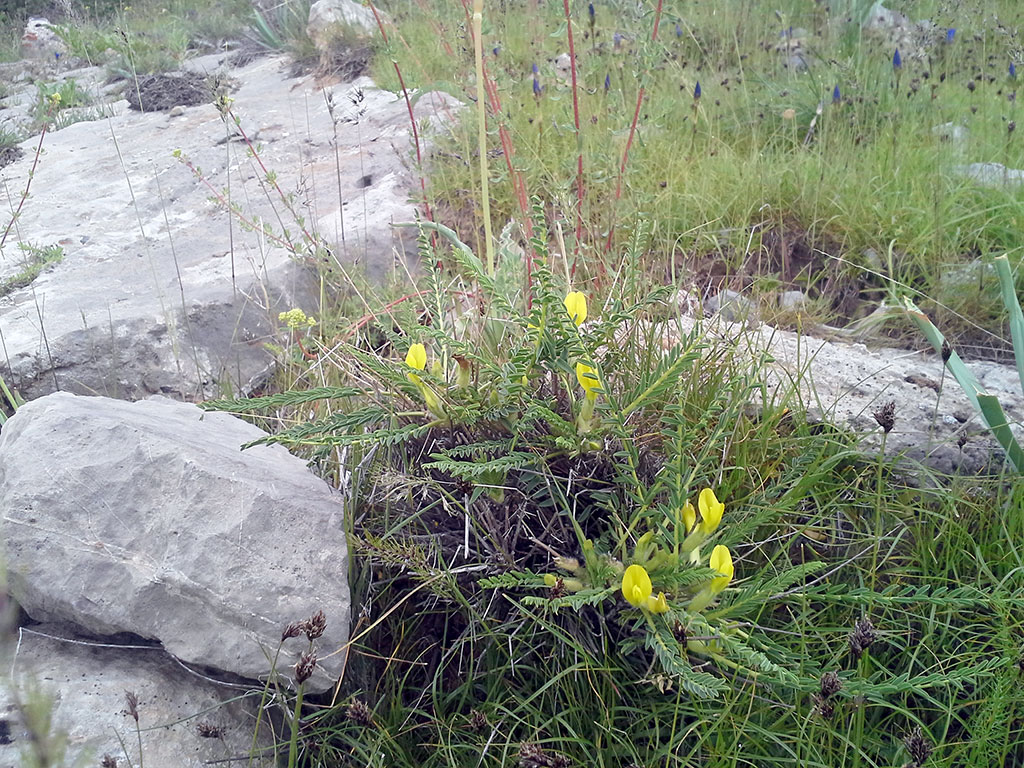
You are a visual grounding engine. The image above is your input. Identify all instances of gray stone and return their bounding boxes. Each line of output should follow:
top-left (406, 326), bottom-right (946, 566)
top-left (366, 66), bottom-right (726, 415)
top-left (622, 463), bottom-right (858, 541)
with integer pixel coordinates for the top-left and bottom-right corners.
top-left (20, 17), bottom-right (67, 62)
top-left (932, 122), bottom-right (968, 154)
top-left (0, 56), bottom-right (458, 400)
top-left (862, 2), bottom-right (909, 35)
top-left (0, 392), bottom-right (350, 693)
top-left (779, 290), bottom-right (808, 311)
top-left (706, 289), bottom-right (758, 323)
top-left (0, 624), bottom-right (275, 767)
top-left (307, 0), bottom-right (380, 52)
top-left (955, 162), bottom-right (1024, 188)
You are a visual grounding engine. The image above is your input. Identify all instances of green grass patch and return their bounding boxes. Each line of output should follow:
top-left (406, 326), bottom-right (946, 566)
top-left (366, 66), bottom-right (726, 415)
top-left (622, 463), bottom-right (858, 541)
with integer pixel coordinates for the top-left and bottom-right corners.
top-left (0, 242), bottom-right (64, 298)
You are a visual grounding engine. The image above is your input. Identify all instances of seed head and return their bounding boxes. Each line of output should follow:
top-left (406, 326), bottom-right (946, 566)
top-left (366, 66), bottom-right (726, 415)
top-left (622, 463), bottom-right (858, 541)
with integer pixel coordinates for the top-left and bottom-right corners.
top-left (873, 400), bottom-right (896, 434)
top-left (123, 690), bottom-right (139, 723)
top-left (819, 670), bottom-right (843, 698)
top-left (102, 756), bottom-right (118, 768)
top-left (346, 698), bottom-right (374, 726)
top-left (813, 693), bottom-right (836, 720)
top-left (294, 650), bottom-right (317, 685)
top-left (281, 620), bottom-right (304, 641)
top-left (304, 610), bottom-right (327, 641)
top-left (903, 725), bottom-right (933, 767)
top-left (467, 709), bottom-right (488, 732)
top-left (941, 341), bottom-right (952, 362)
top-left (196, 721), bottom-right (225, 738)
top-left (848, 617), bottom-right (877, 659)
top-left (519, 742), bottom-right (570, 768)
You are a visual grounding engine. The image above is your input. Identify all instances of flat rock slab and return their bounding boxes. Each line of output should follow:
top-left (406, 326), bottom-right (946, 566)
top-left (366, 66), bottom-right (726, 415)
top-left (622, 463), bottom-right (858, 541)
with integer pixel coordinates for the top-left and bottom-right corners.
top-left (0, 54), bottom-right (461, 400)
top-left (0, 625), bottom-right (275, 767)
top-left (689, 315), bottom-right (1024, 474)
top-left (0, 391), bottom-right (349, 693)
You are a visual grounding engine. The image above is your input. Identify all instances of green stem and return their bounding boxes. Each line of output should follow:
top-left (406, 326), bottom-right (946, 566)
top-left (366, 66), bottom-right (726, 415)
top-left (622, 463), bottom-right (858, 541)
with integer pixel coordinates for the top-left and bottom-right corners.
top-left (286, 684), bottom-right (305, 768)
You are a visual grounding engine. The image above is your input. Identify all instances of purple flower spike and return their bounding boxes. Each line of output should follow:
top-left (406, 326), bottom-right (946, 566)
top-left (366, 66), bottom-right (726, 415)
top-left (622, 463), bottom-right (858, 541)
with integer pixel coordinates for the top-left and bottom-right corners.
top-left (832, 84), bottom-right (840, 103)
top-left (694, 80), bottom-right (701, 100)
top-left (893, 48), bottom-right (902, 71)
top-left (492, 46), bottom-right (499, 56)
top-left (1011, 62), bottom-right (1017, 79)
top-left (946, 28), bottom-right (955, 43)
top-left (604, 73), bottom-right (610, 91)
top-left (675, 22), bottom-right (682, 38)
top-left (532, 62), bottom-right (539, 75)
top-left (588, 2), bottom-right (594, 19)
top-left (533, 76), bottom-right (542, 96)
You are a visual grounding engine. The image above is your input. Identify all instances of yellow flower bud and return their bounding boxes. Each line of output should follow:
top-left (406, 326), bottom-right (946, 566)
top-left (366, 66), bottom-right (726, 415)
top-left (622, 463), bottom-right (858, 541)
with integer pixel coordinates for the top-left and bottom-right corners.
top-left (647, 591), bottom-right (670, 614)
top-left (575, 361), bottom-right (600, 400)
top-left (543, 574), bottom-right (557, 587)
top-left (681, 501), bottom-right (696, 533)
top-left (564, 291), bottom-right (588, 326)
top-left (698, 488), bottom-right (725, 535)
top-left (709, 545), bottom-right (734, 594)
top-left (405, 343), bottom-right (427, 371)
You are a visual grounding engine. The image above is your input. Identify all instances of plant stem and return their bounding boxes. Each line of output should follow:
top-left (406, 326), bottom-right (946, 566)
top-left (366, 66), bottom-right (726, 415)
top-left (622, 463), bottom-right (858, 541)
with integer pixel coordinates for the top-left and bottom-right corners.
top-left (286, 683), bottom-right (305, 768)
top-left (472, 0), bottom-right (495, 276)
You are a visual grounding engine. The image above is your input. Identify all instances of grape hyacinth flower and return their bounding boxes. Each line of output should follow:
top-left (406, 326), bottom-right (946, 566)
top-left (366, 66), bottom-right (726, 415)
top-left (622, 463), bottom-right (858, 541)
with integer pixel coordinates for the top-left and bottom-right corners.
top-left (946, 28), bottom-right (955, 43)
top-left (675, 22), bottom-right (682, 38)
top-left (604, 73), bottom-right (610, 91)
top-left (588, 2), bottom-right (594, 20)
top-left (893, 48), bottom-right (902, 70)
top-left (1011, 62), bottom-right (1017, 79)
top-left (832, 84), bottom-right (840, 104)
top-left (694, 80), bottom-right (701, 100)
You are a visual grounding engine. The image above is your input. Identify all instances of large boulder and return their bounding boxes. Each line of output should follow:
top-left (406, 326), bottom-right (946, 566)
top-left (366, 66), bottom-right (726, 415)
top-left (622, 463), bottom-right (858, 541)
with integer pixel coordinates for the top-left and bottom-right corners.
top-left (307, 0), bottom-right (380, 49)
top-left (0, 392), bottom-right (350, 693)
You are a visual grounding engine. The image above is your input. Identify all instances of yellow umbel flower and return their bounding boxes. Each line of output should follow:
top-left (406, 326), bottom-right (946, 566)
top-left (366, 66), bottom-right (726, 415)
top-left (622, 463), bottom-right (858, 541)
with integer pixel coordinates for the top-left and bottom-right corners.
top-left (709, 545), bottom-right (734, 594)
top-left (564, 291), bottom-right (588, 326)
top-left (698, 488), bottom-right (725, 534)
top-left (279, 308), bottom-right (317, 330)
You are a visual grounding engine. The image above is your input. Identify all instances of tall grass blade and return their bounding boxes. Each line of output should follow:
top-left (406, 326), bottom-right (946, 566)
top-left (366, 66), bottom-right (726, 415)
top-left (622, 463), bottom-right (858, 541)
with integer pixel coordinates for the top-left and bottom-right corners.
top-left (993, 255), bottom-right (1024, 395)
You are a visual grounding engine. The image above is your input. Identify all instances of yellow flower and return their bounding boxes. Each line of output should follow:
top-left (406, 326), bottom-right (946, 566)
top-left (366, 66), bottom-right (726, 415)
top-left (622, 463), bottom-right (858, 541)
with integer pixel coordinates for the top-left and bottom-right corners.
top-left (681, 501), bottom-right (696, 533)
top-left (405, 343), bottom-right (427, 371)
top-left (698, 488), bottom-right (724, 534)
top-left (622, 564), bottom-right (671, 613)
top-left (575, 361), bottom-right (600, 400)
top-left (279, 308), bottom-right (317, 330)
top-left (564, 291), bottom-right (588, 326)
top-left (621, 564), bottom-right (652, 608)
top-left (648, 591), bottom-right (670, 614)
top-left (709, 545), bottom-right (734, 594)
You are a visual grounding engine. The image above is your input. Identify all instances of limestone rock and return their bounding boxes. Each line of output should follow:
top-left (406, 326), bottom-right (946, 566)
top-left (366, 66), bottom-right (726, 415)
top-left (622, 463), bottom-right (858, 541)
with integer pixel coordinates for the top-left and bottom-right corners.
top-left (706, 289), bottom-right (758, 323)
top-left (307, 0), bottom-right (380, 52)
top-left (0, 392), bottom-right (350, 693)
top-left (0, 625), bottom-right (275, 767)
top-left (0, 57), bottom-right (457, 400)
top-left (20, 17), bottom-right (67, 62)
top-left (955, 161), bottom-right (1024, 188)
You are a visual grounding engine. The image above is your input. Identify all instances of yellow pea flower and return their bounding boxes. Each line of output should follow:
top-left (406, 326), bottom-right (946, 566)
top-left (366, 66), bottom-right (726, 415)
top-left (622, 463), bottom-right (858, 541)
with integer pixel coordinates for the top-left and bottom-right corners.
top-left (621, 564), bottom-right (671, 613)
top-left (709, 545), bottom-right (734, 594)
top-left (698, 488), bottom-right (725, 535)
top-left (575, 361), bottom-right (600, 400)
top-left (621, 564), bottom-right (652, 607)
top-left (564, 291), bottom-right (588, 326)
top-left (405, 343), bottom-right (427, 371)
top-left (648, 591), bottom-right (670, 614)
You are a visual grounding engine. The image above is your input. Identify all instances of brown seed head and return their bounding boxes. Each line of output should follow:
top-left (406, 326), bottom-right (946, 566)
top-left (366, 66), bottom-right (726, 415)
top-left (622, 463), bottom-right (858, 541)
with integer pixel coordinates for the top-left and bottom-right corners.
top-left (518, 742), bottom-right (569, 768)
top-left (819, 670), bottom-right (843, 698)
top-left (346, 698), bottom-right (373, 727)
top-left (848, 617), bottom-right (878, 659)
top-left (196, 721), bottom-right (225, 738)
top-left (903, 725), bottom-right (933, 767)
top-left (304, 610), bottom-right (327, 641)
top-left (467, 709), bottom-right (488, 732)
top-left (873, 400), bottom-right (896, 433)
top-left (123, 690), bottom-right (139, 723)
top-left (294, 650), bottom-right (318, 685)
top-left (812, 693), bottom-right (835, 720)
top-left (941, 341), bottom-right (952, 362)
top-left (549, 577), bottom-right (567, 599)
top-left (102, 756), bottom-right (119, 768)
top-left (281, 621), bottom-right (304, 641)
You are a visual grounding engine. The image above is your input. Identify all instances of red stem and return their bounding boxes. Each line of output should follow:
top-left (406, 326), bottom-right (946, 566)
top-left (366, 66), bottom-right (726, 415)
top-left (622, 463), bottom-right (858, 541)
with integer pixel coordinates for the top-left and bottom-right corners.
top-left (604, 0), bottom-right (664, 254)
